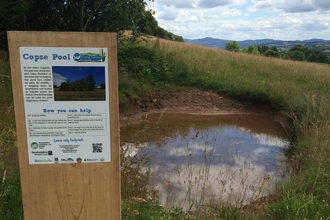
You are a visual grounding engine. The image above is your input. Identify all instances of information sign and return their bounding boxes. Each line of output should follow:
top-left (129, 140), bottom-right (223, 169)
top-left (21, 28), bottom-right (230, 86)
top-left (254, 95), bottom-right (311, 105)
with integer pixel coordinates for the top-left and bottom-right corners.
top-left (20, 47), bottom-right (111, 164)
top-left (8, 31), bottom-right (121, 220)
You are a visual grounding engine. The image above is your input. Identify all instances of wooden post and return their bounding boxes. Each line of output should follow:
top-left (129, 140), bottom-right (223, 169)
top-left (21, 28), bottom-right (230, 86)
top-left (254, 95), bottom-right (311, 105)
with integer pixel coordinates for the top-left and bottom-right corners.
top-left (7, 31), bottom-right (121, 220)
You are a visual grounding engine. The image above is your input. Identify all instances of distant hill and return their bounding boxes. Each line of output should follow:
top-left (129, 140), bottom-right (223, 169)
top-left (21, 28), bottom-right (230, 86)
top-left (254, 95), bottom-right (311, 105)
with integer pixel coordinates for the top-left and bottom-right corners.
top-left (184, 37), bottom-right (330, 51)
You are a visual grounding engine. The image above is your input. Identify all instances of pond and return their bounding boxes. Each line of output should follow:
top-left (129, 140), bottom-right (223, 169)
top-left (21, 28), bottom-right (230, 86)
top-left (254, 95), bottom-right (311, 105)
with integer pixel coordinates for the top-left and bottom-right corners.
top-left (120, 113), bottom-right (289, 211)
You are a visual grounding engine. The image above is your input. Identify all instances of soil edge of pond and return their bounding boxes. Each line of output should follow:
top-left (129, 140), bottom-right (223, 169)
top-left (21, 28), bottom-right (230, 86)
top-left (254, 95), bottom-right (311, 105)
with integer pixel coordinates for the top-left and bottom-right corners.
top-left (119, 87), bottom-right (287, 128)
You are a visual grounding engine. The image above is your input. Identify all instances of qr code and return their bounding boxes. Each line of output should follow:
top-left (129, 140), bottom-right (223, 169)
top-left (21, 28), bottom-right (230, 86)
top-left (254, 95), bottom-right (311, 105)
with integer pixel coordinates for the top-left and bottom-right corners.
top-left (92, 143), bottom-right (102, 153)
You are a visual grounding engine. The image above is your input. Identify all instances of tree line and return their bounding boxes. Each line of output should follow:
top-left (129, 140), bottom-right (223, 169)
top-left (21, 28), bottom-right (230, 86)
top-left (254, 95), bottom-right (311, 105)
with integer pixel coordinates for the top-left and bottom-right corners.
top-left (56, 74), bottom-right (104, 92)
top-left (226, 41), bottom-right (330, 64)
top-left (0, 0), bottom-right (183, 50)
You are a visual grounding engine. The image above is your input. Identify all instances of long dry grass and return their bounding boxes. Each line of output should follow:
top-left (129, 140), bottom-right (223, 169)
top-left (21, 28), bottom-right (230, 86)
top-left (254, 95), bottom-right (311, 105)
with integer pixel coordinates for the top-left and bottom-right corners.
top-left (145, 38), bottom-right (330, 103)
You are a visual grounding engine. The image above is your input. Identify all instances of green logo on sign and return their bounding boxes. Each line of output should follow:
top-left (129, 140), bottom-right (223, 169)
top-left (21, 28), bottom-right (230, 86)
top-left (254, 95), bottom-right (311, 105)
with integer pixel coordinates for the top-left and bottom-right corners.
top-left (31, 142), bottom-right (38, 149)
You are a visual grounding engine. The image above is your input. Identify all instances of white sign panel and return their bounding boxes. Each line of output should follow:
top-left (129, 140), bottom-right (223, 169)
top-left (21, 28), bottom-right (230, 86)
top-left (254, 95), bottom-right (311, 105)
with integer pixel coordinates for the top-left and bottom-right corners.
top-left (19, 47), bottom-right (111, 164)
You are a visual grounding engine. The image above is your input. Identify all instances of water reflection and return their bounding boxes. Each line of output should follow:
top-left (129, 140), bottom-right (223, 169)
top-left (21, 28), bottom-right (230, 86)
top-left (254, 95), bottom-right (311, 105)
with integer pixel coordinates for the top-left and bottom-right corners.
top-left (121, 113), bottom-right (289, 210)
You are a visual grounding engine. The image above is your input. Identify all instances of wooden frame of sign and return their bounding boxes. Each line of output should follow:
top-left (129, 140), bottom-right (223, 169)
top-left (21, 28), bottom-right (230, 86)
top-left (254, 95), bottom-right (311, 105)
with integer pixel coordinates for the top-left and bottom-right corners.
top-left (7, 31), bottom-right (121, 220)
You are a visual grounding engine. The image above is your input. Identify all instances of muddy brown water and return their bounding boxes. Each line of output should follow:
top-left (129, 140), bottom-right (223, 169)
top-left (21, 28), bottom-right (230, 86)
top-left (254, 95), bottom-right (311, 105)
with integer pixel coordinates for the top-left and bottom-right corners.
top-left (121, 113), bottom-right (289, 210)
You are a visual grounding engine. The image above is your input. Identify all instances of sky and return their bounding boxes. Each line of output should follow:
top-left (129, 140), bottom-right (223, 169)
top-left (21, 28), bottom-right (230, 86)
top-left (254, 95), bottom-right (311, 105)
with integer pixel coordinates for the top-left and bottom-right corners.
top-left (52, 66), bottom-right (105, 87)
top-left (146, 0), bottom-right (330, 41)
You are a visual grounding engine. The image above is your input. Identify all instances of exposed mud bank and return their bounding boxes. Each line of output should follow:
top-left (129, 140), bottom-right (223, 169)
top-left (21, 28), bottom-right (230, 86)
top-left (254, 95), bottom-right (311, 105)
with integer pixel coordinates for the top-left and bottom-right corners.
top-left (119, 88), bottom-right (287, 127)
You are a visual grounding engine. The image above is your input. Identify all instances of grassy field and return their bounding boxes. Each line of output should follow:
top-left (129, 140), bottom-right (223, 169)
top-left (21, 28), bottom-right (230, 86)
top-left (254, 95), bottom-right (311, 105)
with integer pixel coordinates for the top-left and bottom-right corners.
top-left (54, 88), bottom-right (106, 101)
top-left (1, 37), bottom-right (330, 219)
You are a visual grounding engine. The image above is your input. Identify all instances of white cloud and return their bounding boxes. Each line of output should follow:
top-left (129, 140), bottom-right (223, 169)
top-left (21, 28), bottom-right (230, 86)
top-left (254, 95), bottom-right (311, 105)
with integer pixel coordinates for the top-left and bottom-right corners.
top-left (153, 0), bottom-right (247, 9)
top-left (313, 0), bottom-right (330, 10)
top-left (198, 0), bottom-right (232, 8)
top-left (158, 6), bottom-right (179, 20)
top-left (248, 0), bottom-right (273, 12)
top-left (280, 0), bottom-right (330, 13)
top-left (52, 72), bottom-right (67, 87)
top-left (146, 0), bottom-right (330, 40)
top-left (155, 0), bottom-right (198, 8)
top-left (281, 0), bottom-right (318, 13)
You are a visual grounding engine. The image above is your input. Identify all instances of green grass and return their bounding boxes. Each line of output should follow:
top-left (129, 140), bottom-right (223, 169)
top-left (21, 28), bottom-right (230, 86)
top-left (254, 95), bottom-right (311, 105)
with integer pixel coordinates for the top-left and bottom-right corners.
top-left (1, 37), bottom-right (330, 219)
top-left (0, 51), bottom-right (23, 219)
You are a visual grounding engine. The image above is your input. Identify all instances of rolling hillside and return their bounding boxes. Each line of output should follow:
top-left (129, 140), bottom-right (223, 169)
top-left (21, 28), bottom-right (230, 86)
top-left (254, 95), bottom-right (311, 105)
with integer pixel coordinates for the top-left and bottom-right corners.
top-left (185, 37), bottom-right (330, 51)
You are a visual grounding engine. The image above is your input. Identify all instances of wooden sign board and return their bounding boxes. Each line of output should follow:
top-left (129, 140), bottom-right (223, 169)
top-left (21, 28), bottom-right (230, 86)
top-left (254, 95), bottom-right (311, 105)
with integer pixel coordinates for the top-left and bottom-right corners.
top-left (7, 31), bottom-right (121, 220)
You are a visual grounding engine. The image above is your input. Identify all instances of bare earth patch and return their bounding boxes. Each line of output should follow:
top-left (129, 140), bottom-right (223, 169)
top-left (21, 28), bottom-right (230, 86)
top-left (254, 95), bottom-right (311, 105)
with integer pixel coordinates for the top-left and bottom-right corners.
top-left (120, 88), bottom-right (281, 126)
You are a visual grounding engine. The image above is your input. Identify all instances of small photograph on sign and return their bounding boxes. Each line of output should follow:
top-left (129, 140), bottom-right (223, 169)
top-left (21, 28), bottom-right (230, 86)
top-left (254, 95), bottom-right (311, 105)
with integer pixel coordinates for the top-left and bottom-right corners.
top-left (52, 66), bottom-right (106, 101)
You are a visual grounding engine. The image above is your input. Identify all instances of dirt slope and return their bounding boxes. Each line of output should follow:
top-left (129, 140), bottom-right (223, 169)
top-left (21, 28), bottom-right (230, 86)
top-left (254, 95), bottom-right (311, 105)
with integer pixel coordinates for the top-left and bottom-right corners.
top-left (120, 87), bottom-right (279, 126)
